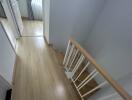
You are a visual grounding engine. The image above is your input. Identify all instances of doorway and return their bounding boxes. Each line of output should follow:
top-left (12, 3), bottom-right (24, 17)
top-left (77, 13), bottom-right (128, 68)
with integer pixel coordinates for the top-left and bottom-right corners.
top-left (18, 0), bottom-right (43, 37)
top-left (0, 0), bottom-right (16, 49)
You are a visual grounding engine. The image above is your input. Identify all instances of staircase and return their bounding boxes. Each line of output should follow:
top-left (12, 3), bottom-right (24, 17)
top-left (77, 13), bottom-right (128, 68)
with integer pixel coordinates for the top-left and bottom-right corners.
top-left (62, 38), bottom-right (132, 100)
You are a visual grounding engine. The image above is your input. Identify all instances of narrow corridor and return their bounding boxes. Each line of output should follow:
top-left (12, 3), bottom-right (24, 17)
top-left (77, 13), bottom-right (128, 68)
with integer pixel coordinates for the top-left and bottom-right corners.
top-left (11, 21), bottom-right (79, 100)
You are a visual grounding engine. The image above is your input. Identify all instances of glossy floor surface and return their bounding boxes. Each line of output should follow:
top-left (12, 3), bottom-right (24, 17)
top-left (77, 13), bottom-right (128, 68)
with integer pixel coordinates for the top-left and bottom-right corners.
top-left (22, 19), bottom-right (43, 36)
top-left (11, 20), bottom-right (79, 100)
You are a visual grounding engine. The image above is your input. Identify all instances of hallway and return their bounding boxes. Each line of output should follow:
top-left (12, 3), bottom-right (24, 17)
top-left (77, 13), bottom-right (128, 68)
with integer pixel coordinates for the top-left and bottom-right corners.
top-left (11, 21), bottom-right (79, 100)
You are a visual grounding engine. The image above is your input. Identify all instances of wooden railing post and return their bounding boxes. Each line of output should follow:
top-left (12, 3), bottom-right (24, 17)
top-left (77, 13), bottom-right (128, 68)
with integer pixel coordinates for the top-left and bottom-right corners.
top-left (63, 38), bottom-right (132, 100)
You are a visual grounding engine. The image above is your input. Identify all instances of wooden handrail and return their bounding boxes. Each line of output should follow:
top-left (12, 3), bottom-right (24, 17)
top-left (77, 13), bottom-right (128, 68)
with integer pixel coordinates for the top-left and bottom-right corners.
top-left (69, 38), bottom-right (132, 100)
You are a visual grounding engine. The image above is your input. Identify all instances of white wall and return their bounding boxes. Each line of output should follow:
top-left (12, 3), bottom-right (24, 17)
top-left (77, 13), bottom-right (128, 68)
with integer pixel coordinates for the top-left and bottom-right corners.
top-left (0, 23), bottom-right (16, 84)
top-left (43, 0), bottom-right (50, 43)
top-left (84, 0), bottom-right (132, 81)
top-left (18, 0), bottom-right (28, 18)
top-left (0, 75), bottom-right (10, 100)
top-left (48, 0), bottom-right (132, 99)
top-left (83, 0), bottom-right (132, 99)
top-left (49, 0), bottom-right (105, 52)
top-left (0, 19), bottom-right (16, 50)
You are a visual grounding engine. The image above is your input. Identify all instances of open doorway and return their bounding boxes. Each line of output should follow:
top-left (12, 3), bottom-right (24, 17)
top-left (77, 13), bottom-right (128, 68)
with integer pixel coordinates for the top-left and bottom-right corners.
top-left (0, 1), bottom-right (16, 49)
top-left (18, 0), bottom-right (43, 37)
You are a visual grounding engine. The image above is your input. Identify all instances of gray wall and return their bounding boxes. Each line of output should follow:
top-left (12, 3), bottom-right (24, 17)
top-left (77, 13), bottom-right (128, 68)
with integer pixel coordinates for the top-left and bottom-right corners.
top-left (49, 0), bottom-right (105, 52)
top-left (0, 75), bottom-right (10, 100)
top-left (84, 0), bottom-right (132, 99)
top-left (0, 23), bottom-right (16, 84)
top-left (84, 0), bottom-right (132, 80)
top-left (49, 0), bottom-right (132, 98)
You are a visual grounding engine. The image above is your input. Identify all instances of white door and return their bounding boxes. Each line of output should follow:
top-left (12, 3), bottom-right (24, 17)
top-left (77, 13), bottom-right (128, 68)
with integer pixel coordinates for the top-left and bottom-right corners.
top-left (1, 0), bottom-right (23, 37)
top-left (10, 0), bottom-right (23, 34)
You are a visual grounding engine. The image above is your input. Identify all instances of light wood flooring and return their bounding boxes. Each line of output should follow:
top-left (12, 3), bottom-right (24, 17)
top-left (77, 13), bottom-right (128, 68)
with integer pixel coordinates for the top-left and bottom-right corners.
top-left (11, 20), bottom-right (79, 100)
top-left (22, 20), bottom-right (43, 36)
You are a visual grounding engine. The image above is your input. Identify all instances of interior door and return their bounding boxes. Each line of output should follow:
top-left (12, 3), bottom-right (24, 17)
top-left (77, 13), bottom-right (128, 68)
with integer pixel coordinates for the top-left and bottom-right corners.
top-left (1, 0), bottom-right (23, 37)
top-left (10, 0), bottom-right (23, 34)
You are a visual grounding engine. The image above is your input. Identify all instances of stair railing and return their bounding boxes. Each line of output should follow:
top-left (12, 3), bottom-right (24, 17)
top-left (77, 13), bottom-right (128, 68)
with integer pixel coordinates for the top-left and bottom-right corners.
top-left (63, 38), bottom-right (131, 100)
